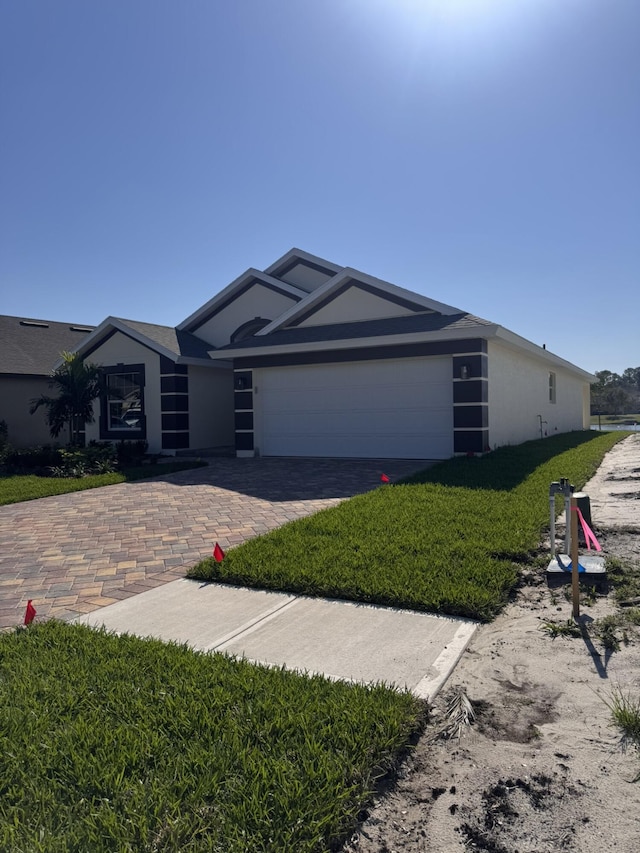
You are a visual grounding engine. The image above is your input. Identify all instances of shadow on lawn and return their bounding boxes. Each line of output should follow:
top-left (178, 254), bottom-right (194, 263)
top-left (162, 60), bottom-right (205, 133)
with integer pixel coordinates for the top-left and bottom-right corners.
top-left (402, 431), bottom-right (607, 492)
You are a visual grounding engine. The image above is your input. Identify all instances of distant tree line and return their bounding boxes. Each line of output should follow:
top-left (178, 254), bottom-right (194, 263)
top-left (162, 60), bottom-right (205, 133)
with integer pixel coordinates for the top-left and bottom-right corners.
top-left (591, 367), bottom-right (640, 416)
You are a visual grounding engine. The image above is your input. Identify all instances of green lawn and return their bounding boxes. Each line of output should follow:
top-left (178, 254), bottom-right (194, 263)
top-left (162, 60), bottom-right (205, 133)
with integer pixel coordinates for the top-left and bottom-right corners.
top-left (0, 622), bottom-right (424, 853)
top-left (0, 460), bottom-right (206, 506)
top-left (189, 431), bottom-right (626, 621)
top-left (0, 431), bottom-right (629, 851)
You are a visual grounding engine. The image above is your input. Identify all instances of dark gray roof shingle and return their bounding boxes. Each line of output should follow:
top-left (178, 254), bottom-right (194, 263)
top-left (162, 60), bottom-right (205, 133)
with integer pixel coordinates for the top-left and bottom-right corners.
top-left (218, 311), bottom-right (492, 351)
top-left (0, 315), bottom-right (95, 376)
top-left (113, 319), bottom-right (216, 360)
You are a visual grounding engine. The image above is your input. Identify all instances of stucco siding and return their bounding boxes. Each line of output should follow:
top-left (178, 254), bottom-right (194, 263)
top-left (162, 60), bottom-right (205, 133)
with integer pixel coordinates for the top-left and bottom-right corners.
top-left (0, 376), bottom-right (66, 447)
top-left (84, 334), bottom-right (162, 453)
top-left (488, 341), bottom-right (589, 448)
top-left (297, 287), bottom-right (414, 327)
top-left (188, 365), bottom-right (234, 450)
top-left (191, 285), bottom-right (299, 348)
top-left (278, 263), bottom-right (333, 291)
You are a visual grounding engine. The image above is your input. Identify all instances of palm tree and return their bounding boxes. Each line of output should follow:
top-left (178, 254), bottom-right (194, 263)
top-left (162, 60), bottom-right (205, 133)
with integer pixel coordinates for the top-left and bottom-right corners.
top-left (30, 352), bottom-right (104, 446)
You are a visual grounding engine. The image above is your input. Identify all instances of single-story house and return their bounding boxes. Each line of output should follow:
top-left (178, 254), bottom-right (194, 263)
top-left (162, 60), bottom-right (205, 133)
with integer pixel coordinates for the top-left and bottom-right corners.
top-left (0, 315), bottom-right (95, 447)
top-left (69, 248), bottom-right (592, 459)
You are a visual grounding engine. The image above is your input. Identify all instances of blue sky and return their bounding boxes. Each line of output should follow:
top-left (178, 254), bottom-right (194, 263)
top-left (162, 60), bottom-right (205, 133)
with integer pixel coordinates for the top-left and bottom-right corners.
top-left (1, 0), bottom-right (638, 375)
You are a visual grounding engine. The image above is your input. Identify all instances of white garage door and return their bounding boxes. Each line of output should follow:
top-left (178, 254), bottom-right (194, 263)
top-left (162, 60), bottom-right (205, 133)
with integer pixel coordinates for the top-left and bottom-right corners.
top-left (256, 357), bottom-right (453, 459)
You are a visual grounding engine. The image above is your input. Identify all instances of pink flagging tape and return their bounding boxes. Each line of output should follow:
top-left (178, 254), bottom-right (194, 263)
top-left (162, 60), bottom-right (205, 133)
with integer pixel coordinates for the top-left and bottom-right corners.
top-left (571, 506), bottom-right (602, 552)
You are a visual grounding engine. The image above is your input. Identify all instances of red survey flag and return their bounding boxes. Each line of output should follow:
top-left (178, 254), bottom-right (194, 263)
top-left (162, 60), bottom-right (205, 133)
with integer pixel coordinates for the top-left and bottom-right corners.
top-left (24, 600), bottom-right (36, 625)
top-left (213, 542), bottom-right (225, 562)
top-left (381, 473), bottom-right (390, 483)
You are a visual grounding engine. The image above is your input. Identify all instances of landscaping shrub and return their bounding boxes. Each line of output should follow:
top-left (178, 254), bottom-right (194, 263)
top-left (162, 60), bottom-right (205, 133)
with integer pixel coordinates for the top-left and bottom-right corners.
top-left (49, 444), bottom-right (118, 477)
top-left (1, 441), bottom-right (146, 479)
top-left (2, 444), bottom-right (64, 474)
top-left (115, 439), bottom-right (148, 467)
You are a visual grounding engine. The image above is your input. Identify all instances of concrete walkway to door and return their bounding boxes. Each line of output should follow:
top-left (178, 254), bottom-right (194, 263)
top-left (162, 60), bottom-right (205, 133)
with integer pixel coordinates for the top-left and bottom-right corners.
top-left (0, 457), bottom-right (431, 630)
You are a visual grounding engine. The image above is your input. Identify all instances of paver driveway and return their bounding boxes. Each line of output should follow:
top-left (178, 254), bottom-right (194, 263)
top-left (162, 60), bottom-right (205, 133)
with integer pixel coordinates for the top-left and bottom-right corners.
top-left (0, 457), bottom-right (430, 630)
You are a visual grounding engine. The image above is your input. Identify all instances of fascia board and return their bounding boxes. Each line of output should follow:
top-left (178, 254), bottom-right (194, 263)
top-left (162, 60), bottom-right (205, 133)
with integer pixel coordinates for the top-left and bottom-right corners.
top-left (177, 270), bottom-right (308, 331)
top-left (53, 316), bottom-right (122, 366)
top-left (109, 319), bottom-right (184, 363)
top-left (493, 327), bottom-right (595, 380)
top-left (221, 325), bottom-right (500, 360)
top-left (176, 357), bottom-right (233, 369)
top-left (340, 268), bottom-right (464, 315)
top-left (62, 317), bottom-right (182, 366)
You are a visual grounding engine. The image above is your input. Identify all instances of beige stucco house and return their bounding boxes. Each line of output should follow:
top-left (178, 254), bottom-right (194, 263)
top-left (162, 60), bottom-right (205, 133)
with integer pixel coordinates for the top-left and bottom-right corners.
top-left (65, 249), bottom-right (592, 459)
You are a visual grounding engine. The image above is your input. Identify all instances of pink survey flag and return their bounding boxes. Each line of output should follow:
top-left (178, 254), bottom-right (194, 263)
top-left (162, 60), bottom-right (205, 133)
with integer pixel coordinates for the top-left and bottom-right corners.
top-left (572, 507), bottom-right (602, 552)
top-left (213, 542), bottom-right (225, 562)
top-left (24, 600), bottom-right (36, 625)
top-left (381, 473), bottom-right (390, 483)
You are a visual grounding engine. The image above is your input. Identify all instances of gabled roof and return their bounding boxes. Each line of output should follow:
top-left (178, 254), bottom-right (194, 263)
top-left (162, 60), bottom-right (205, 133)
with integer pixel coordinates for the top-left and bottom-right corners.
top-left (0, 315), bottom-right (95, 376)
top-left (71, 317), bottom-right (219, 365)
top-left (257, 268), bottom-right (464, 335)
top-left (219, 312), bottom-right (494, 357)
top-left (178, 269), bottom-right (307, 334)
top-left (264, 248), bottom-right (343, 290)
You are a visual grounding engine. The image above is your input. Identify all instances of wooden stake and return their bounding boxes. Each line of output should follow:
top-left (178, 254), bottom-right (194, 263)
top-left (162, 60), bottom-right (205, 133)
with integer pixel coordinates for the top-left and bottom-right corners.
top-left (571, 496), bottom-right (580, 619)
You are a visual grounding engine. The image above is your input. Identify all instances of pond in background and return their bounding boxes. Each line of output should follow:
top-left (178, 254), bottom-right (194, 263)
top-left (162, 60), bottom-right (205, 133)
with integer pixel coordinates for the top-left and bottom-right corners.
top-left (591, 423), bottom-right (640, 432)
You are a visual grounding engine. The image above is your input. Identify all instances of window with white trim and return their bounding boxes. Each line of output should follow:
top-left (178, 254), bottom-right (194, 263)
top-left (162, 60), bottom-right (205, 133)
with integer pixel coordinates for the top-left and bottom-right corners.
top-left (549, 372), bottom-right (556, 404)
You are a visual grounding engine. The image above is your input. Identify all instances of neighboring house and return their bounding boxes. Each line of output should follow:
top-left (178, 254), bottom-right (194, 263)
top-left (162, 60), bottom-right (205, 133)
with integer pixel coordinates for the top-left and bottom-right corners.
top-left (68, 248), bottom-right (592, 459)
top-left (0, 315), bottom-right (95, 447)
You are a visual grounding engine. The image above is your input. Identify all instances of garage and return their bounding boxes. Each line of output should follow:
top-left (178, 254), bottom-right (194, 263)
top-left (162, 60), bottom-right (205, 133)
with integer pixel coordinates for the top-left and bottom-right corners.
top-left (254, 356), bottom-right (453, 459)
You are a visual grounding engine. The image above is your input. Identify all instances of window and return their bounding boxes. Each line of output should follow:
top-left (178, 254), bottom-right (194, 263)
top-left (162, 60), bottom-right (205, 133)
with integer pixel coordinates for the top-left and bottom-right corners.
top-left (100, 365), bottom-right (146, 438)
top-left (549, 372), bottom-right (556, 404)
top-left (230, 317), bottom-right (270, 343)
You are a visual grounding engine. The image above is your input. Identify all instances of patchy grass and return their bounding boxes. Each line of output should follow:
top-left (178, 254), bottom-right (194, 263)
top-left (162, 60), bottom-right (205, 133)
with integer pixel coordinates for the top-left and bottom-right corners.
top-left (607, 556), bottom-right (640, 606)
top-left (189, 431), bottom-right (624, 621)
top-left (540, 618), bottom-right (582, 639)
top-left (0, 621), bottom-right (425, 853)
top-left (0, 460), bottom-right (206, 506)
top-left (605, 687), bottom-right (640, 781)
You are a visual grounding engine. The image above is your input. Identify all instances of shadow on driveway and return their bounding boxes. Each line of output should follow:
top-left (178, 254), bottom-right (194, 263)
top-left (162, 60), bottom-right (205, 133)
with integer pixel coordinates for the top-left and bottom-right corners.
top-left (0, 457), bottom-right (434, 631)
top-left (141, 457), bottom-right (436, 501)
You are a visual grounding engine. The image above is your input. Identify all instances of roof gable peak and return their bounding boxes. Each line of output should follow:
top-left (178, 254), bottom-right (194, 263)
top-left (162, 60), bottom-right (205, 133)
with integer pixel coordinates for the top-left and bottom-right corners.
top-left (177, 269), bottom-right (307, 333)
top-left (257, 268), bottom-right (463, 335)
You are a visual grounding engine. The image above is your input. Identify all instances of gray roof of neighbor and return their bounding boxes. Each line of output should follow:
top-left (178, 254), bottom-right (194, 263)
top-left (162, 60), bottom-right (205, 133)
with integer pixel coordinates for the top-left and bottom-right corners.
top-left (218, 311), bottom-right (493, 351)
top-left (113, 319), bottom-right (216, 360)
top-left (0, 315), bottom-right (95, 376)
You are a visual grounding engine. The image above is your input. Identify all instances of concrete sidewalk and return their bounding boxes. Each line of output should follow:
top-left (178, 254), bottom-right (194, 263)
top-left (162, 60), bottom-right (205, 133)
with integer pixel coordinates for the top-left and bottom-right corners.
top-left (76, 580), bottom-right (477, 700)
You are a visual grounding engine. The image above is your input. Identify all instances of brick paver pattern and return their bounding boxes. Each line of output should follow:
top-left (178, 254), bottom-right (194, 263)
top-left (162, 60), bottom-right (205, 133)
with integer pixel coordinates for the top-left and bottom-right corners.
top-left (0, 457), bottom-right (430, 630)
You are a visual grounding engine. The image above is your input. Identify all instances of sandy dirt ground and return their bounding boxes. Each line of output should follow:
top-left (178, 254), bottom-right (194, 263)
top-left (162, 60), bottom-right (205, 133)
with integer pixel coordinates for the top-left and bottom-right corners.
top-left (344, 437), bottom-right (640, 853)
